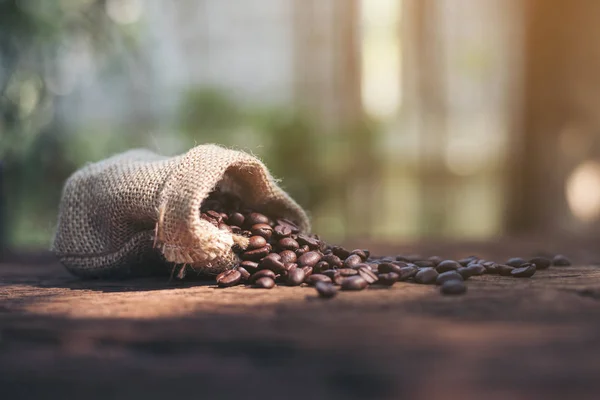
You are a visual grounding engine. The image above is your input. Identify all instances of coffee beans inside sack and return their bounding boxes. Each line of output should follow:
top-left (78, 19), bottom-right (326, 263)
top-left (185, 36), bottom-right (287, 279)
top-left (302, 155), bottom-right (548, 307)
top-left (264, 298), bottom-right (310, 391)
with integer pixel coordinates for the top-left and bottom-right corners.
top-left (52, 145), bottom-right (572, 297)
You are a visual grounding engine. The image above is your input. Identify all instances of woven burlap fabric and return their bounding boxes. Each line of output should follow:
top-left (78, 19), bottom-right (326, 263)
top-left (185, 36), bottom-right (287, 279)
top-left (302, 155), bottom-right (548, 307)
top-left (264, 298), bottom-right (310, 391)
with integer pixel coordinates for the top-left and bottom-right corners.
top-left (52, 144), bottom-right (310, 278)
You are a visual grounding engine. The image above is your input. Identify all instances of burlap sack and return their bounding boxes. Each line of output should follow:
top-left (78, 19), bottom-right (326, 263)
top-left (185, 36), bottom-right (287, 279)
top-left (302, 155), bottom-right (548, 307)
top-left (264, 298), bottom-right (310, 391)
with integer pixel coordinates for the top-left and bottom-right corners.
top-left (52, 144), bottom-right (310, 278)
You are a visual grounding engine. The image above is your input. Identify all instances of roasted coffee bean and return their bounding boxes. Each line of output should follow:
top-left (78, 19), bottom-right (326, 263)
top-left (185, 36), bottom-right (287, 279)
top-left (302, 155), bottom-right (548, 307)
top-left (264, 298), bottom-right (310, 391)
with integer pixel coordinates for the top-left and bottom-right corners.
top-left (414, 268), bottom-right (439, 284)
top-left (246, 212), bottom-right (270, 227)
top-left (253, 276), bottom-right (275, 289)
top-left (511, 263), bottom-right (536, 278)
top-left (528, 257), bottom-right (551, 270)
top-left (251, 223), bottom-right (273, 240)
top-left (378, 262), bottom-right (402, 274)
top-left (350, 249), bottom-right (368, 261)
top-left (483, 262), bottom-right (499, 275)
top-left (457, 267), bottom-right (472, 279)
top-left (428, 256), bottom-right (443, 266)
top-left (302, 266), bottom-right (314, 277)
top-left (414, 260), bottom-right (435, 269)
top-left (436, 271), bottom-right (464, 285)
top-left (279, 250), bottom-right (297, 264)
top-left (273, 225), bottom-right (293, 238)
top-left (296, 245), bottom-right (310, 257)
top-left (206, 210), bottom-right (223, 222)
top-left (395, 255), bottom-right (411, 262)
top-left (322, 269), bottom-right (339, 278)
top-left (497, 264), bottom-right (515, 276)
top-left (228, 212), bottom-right (245, 227)
top-left (276, 218), bottom-right (300, 233)
top-left (241, 246), bottom-right (271, 261)
top-left (283, 262), bottom-right (298, 272)
top-left (278, 237), bottom-right (300, 251)
top-left (231, 226), bottom-right (242, 234)
top-left (286, 267), bottom-right (305, 286)
top-left (399, 266), bottom-right (419, 281)
top-left (297, 251), bottom-right (322, 268)
top-left (440, 280), bottom-right (467, 295)
top-left (506, 257), bottom-right (526, 268)
top-left (358, 265), bottom-right (378, 284)
top-left (235, 266), bottom-right (251, 281)
top-left (362, 249), bottom-right (371, 259)
top-left (240, 260), bottom-right (259, 271)
top-left (247, 235), bottom-right (267, 250)
top-left (297, 234), bottom-right (321, 249)
top-left (306, 274), bottom-right (332, 286)
top-left (315, 281), bottom-right (337, 298)
top-left (436, 260), bottom-right (461, 273)
top-left (553, 254), bottom-right (571, 266)
top-left (332, 246), bottom-right (351, 260)
top-left (249, 269), bottom-right (276, 283)
top-left (341, 276), bottom-right (369, 291)
top-left (313, 261), bottom-right (330, 273)
top-left (377, 272), bottom-right (399, 286)
top-left (259, 257), bottom-right (286, 273)
top-left (321, 254), bottom-right (343, 268)
top-left (338, 268), bottom-right (358, 277)
top-left (344, 254), bottom-right (363, 268)
top-left (458, 256), bottom-right (478, 266)
top-left (465, 263), bottom-right (486, 276)
top-left (392, 261), bottom-right (409, 268)
top-left (216, 269), bottom-right (242, 287)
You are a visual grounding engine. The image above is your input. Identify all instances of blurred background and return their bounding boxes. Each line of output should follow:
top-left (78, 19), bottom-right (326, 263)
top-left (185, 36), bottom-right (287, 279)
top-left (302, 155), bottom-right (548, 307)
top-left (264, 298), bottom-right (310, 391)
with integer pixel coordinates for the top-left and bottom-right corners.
top-left (1, 0), bottom-right (600, 255)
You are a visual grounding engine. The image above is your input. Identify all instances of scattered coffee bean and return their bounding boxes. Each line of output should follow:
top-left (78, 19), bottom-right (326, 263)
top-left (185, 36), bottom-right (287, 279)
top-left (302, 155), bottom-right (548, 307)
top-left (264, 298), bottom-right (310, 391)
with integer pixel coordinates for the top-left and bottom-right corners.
top-left (228, 212), bottom-right (245, 227)
top-left (302, 266), bottom-right (314, 277)
top-left (250, 269), bottom-right (276, 284)
top-left (378, 262), bottom-right (402, 274)
top-left (259, 257), bottom-right (286, 273)
top-left (235, 266), bottom-right (251, 281)
top-left (414, 268), bottom-right (439, 284)
top-left (528, 257), bottom-right (551, 270)
top-left (483, 262), bottom-right (499, 275)
top-left (357, 265), bottom-right (378, 284)
top-left (246, 212), bottom-right (270, 227)
top-left (338, 268), bottom-right (358, 277)
top-left (506, 257), bottom-right (526, 268)
top-left (216, 269), bottom-right (242, 287)
top-left (306, 274), bottom-right (332, 286)
top-left (247, 235), bottom-right (267, 250)
top-left (341, 276), bottom-right (369, 291)
top-left (251, 223), bottom-right (273, 240)
top-left (286, 268), bottom-right (305, 286)
top-left (332, 246), bottom-right (351, 260)
top-left (315, 281), bottom-right (338, 298)
top-left (350, 249), bottom-right (368, 261)
top-left (254, 276), bottom-right (275, 289)
top-left (457, 267), bottom-right (472, 280)
top-left (552, 254), bottom-right (571, 266)
top-left (240, 260), bottom-right (259, 272)
top-left (296, 245), bottom-right (310, 257)
top-left (241, 246), bottom-right (271, 261)
top-left (377, 272), bottom-right (399, 286)
top-left (440, 280), bottom-right (467, 295)
top-left (511, 263), bottom-right (536, 278)
top-left (414, 260), bottom-right (435, 268)
top-left (298, 251), bottom-right (322, 268)
top-left (428, 256), bottom-right (443, 266)
top-left (344, 254), bottom-right (363, 268)
top-left (313, 261), bottom-right (330, 273)
top-left (497, 264), bottom-right (515, 276)
top-left (273, 224), bottom-right (293, 238)
top-left (458, 256), bottom-right (478, 266)
top-left (321, 254), bottom-right (343, 268)
top-left (279, 250), bottom-right (297, 264)
top-left (436, 270), bottom-right (464, 285)
top-left (398, 266), bottom-right (418, 281)
top-left (465, 264), bottom-right (486, 276)
top-left (436, 260), bottom-right (461, 273)
top-left (278, 237), bottom-right (300, 251)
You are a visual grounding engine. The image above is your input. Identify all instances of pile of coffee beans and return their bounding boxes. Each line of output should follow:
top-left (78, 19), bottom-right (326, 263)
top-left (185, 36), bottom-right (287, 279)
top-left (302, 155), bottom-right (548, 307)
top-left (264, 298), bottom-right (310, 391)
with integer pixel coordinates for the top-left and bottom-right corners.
top-left (196, 189), bottom-right (571, 298)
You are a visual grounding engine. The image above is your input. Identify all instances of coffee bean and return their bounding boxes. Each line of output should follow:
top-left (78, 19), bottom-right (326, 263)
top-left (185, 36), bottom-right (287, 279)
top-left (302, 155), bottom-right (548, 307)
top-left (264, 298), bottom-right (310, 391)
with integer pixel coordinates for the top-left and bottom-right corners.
top-left (247, 235), bottom-right (267, 250)
top-left (332, 246), bottom-right (351, 260)
top-left (511, 263), bottom-right (536, 278)
top-left (553, 254), bottom-right (571, 266)
top-left (250, 269), bottom-right (276, 283)
top-left (457, 267), bottom-right (472, 279)
top-left (465, 264), bottom-right (486, 276)
top-left (414, 268), bottom-right (439, 284)
top-left (313, 260), bottom-right (330, 273)
top-left (235, 266), bottom-right (251, 281)
top-left (395, 255), bottom-right (411, 262)
top-left (297, 234), bottom-right (321, 249)
top-left (344, 254), bottom-right (362, 268)
top-left (436, 271), bottom-right (464, 285)
top-left (246, 212), bottom-right (270, 227)
top-left (337, 268), bottom-right (358, 277)
top-left (240, 260), bottom-right (259, 271)
top-left (321, 254), bottom-right (343, 268)
top-left (283, 262), bottom-right (298, 272)
top-left (315, 281), bottom-right (337, 298)
top-left (251, 223), bottom-right (273, 240)
top-left (259, 257), bottom-right (286, 273)
top-left (483, 262), bottom-right (499, 275)
top-left (357, 265), bottom-right (378, 284)
top-left (440, 280), bottom-right (467, 295)
top-left (528, 257), bottom-right (551, 270)
top-left (286, 267), bottom-right (305, 286)
top-left (228, 212), bottom-right (245, 227)
top-left (296, 245), bottom-right (310, 257)
top-left (273, 225), bottom-right (293, 238)
top-left (398, 266), bottom-right (419, 280)
top-left (341, 276), bottom-right (368, 291)
top-left (279, 250), bottom-right (297, 264)
top-left (362, 249), bottom-right (371, 259)
top-left (278, 237), bottom-right (300, 251)
top-left (428, 256), bottom-right (443, 266)
top-left (297, 251), bottom-right (322, 268)
top-left (276, 218), bottom-right (300, 233)
top-left (458, 256), bottom-right (478, 266)
top-left (216, 269), bottom-right (242, 287)
top-left (302, 266), bottom-right (314, 277)
top-left (506, 257), bottom-right (526, 268)
top-left (377, 272), bottom-right (399, 286)
top-left (378, 262), bottom-right (402, 274)
top-left (350, 249), bottom-right (368, 261)
top-left (306, 274), bottom-right (332, 286)
top-left (253, 276), bottom-right (275, 289)
top-left (436, 260), bottom-right (461, 273)
top-left (414, 260), bottom-right (435, 268)
top-left (241, 246), bottom-right (271, 261)
top-left (497, 264), bottom-right (515, 276)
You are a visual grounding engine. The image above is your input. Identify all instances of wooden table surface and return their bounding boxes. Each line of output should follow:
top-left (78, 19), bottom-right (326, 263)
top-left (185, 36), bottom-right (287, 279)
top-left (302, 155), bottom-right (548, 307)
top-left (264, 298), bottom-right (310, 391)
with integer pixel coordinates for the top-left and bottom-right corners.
top-left (2, 255), bottom-right (600, 400)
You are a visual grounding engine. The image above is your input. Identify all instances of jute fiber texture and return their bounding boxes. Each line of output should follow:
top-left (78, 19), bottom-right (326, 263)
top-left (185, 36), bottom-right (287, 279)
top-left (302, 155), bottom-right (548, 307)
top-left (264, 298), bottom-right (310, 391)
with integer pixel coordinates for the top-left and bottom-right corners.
top-left (52, 144), bottom-right (310, 278)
